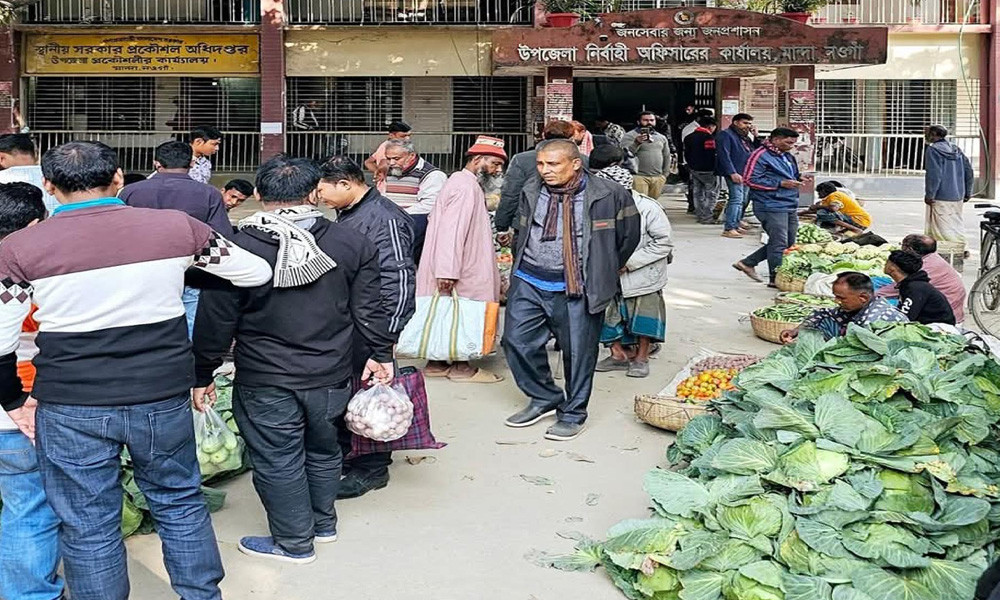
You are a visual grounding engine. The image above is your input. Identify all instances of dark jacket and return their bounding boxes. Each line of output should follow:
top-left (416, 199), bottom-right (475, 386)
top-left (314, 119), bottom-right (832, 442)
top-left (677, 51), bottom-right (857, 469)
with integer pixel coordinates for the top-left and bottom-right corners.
top-left (496, 147), bottom-right (589, 231)
top-left (513, 173), bottom-right (641, 314)
top-left (121, 172), bottom-right (233, 235)
top-left (744, 143), bottom-right (802, 213)
top-left (336, 187), bottom-right (416, 337)
top-left (925, 140), bottom-right (974, 202)
top-left (716, 126), bottom-right (759, 176)
top-left (896, 270), bottom-right (956, 325)
top-left (684, 128), bottom-right (717, 172)
top-left (192, 217), bottom-right (395, 389)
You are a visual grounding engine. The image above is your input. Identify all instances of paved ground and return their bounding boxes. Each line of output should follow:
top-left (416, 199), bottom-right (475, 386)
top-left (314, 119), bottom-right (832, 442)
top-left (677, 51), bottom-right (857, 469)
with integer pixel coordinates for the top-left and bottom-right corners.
top-left (125, 195), bottom-right (991, 600)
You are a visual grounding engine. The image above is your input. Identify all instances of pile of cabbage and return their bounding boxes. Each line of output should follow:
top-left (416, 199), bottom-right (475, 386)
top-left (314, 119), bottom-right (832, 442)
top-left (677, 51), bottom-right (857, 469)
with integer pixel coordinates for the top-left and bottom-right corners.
top-left (778, 242), bottom-right (895, 280)
top-left (554, 324), bottom-right (1000, 600)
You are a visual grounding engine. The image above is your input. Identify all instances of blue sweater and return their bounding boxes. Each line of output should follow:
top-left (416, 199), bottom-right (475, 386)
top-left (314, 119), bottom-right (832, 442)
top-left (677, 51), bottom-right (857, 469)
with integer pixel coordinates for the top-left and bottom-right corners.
top-left (743, 145), bottom-right (801, 213)
top-left (715, 126), bottom-right (758, 177)
top-left (924, 140), bottom-right (974, 202)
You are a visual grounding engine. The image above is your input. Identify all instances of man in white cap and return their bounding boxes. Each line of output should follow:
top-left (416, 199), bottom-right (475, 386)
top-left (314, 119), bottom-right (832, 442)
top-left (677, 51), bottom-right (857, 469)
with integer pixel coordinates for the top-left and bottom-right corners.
top-left (417, 136), bottom-right (507, 383)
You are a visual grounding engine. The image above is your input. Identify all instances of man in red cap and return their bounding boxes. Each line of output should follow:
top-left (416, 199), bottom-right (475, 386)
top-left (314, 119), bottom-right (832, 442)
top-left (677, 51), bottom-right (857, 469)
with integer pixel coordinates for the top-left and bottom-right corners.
top-left (416, 136), bottom-right (507, 383)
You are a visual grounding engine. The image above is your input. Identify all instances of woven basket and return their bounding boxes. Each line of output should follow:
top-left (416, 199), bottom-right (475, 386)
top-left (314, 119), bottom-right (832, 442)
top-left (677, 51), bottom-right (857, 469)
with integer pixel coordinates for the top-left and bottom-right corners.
top-left (775, 292), bottom-right (834, 308)
top-left (775, 272), bottom-right (806, 293)
top-left (750, 313), bottom-right (800, 344)
top-left (634, 394), bottom-right (711, 432)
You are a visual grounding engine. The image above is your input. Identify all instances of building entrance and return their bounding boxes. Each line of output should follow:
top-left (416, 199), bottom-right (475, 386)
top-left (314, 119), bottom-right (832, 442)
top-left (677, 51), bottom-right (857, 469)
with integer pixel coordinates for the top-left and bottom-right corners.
top-left (574, 77), bottom-right (717, 133)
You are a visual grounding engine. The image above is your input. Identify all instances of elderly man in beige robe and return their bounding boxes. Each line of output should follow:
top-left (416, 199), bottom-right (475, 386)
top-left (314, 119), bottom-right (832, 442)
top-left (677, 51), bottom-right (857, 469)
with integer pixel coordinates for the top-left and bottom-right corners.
top-left (418, 136), bottom-right (507, 383)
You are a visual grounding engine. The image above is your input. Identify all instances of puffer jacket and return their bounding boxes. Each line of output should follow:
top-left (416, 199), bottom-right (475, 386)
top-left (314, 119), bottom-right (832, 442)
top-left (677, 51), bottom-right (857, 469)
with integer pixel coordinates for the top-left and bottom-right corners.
top-left (620, 191), bottom-right (673, 298)
top-left (514, 173), bottom-right (641, 314)
top-left (336, 187), bottom-right (416, 336)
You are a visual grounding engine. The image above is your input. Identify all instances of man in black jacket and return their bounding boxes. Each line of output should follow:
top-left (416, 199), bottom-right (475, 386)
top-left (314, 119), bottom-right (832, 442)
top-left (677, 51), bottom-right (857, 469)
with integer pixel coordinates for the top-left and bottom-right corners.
top-left (317, 155), bottom-right (416, 499)
top-left (503, 140), bottom-right (641, 442)
top-left (684, 116), bottom-right (720, 225)
top-left (884, 250), bottom-right (956, 325)
top-left (193, 156), bottom-right (395, 565)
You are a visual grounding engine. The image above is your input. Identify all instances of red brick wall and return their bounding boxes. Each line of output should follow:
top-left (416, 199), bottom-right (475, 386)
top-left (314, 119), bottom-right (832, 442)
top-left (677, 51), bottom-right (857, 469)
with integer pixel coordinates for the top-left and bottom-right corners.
top-left (260, 1), bottom-right (286, 162)
top-left (0, 28), bottom-right (18, 134)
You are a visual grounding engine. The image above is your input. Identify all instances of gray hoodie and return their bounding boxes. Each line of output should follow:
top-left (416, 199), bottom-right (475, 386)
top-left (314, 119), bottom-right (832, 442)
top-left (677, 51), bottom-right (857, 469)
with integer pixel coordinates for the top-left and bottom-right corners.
top-left (924, 140), bottom-right (974, 202)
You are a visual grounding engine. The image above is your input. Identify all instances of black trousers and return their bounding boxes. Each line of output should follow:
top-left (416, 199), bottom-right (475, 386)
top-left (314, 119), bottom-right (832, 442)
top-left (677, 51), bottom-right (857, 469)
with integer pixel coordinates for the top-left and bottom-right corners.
top-left (411, 213), bottom-right (428, 266)
top-left (233, 382), bottom-right (351, 554)
top-left (502, 277), bottom-right (603, 425)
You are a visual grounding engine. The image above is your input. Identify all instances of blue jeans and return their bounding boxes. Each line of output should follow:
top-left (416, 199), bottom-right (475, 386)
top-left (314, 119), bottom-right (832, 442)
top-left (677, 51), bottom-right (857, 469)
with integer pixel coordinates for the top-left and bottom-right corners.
top-left (35, 395), bottom-right (224, 600)
top-left (182, 286), bottom-right (200, 340)
top-left (742, 210), bottom-right (799, 282)
top-left (723, 180), bottom-right (748, 231)
top-left (0, 431), bottom-right (63, 600)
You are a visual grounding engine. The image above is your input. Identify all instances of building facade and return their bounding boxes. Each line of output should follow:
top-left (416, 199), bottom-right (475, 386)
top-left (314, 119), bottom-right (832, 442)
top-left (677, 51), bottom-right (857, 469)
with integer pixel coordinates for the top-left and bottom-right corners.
top-left (3, 0), bottom-right (999, 196)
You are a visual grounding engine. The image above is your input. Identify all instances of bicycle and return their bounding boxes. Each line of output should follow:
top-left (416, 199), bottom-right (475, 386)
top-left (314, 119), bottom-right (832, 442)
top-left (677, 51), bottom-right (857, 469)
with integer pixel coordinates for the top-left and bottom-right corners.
top-left (968, 203), bottom-right (1000, 336)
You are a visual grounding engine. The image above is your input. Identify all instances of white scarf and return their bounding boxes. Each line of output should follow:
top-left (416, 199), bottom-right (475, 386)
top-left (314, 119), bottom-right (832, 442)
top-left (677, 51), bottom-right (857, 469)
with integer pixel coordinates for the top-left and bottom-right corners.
top-left (239, 205), bottom-right (336, 288)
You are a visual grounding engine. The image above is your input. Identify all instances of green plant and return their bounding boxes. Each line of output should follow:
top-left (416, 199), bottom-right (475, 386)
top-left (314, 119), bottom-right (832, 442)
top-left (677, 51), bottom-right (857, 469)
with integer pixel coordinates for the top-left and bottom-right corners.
top-left (540, 0), bottom-right (622, 16)
top-left (0, 0), bottom-right (43, 24)
top-left (779, 0), bottom-right (829, 12)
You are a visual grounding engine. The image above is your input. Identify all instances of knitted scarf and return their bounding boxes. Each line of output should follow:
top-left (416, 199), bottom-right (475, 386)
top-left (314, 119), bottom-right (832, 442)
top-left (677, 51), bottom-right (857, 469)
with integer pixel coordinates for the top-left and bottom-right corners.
top-left (595, 165), bottom-right (634, 191)
top-left (541, 172), bottom-right (586, 298)
top-left (239, 205), bottom-right (336, 288)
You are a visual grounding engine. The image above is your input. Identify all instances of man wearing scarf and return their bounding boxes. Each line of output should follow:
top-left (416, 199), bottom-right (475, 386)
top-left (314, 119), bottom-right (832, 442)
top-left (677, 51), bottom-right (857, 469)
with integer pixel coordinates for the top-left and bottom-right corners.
top-left (192, 156), bottom-right (396, 565)
top-left (503, 140), bottom-right (641, 442)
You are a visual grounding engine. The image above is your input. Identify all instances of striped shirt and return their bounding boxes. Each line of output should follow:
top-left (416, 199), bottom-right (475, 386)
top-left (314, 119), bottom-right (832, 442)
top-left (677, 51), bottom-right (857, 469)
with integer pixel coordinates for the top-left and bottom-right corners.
top-left (0, 198), bottom-right (271, 411)
top-left (384, 157), bottom-right (447, 215)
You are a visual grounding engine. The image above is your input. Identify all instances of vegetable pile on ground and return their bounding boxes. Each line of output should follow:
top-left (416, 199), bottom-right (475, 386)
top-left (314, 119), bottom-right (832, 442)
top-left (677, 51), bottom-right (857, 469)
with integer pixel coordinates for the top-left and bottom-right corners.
top-left (121, 374), bottom-right (248, 537)
top-left (796, 223), bottom-right (834, 245)
top-left (778, 293), bottom-right (838, 309)
top-left (552, 323), bottom-right (1000, 600)
top-left (677, 356), bottom-right (763, 403)
top-left (753, 304), bottom-right (817, 323)
top-left (778, 242), bottom-right (895, 280)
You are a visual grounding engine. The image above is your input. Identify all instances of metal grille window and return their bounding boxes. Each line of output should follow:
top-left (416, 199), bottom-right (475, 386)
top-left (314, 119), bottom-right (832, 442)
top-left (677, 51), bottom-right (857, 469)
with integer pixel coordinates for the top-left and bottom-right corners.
top-left (26, 76), bottom-right (261, 172)
top-left (26, 0), bottom-right (261, 24)
top-left (287, 77), bottom-right (403, 132)
top-left (452, 77), bottom-right (527, 132)
top-left (816, 79), bottom-right (981, 176)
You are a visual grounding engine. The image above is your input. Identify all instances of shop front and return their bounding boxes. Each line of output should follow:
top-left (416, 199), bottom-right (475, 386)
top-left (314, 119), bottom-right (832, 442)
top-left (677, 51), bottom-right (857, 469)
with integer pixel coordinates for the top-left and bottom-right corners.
top-left (21, 32), bottom-right (261, 175)
top-left (492, 8), bottom-right (890, 175)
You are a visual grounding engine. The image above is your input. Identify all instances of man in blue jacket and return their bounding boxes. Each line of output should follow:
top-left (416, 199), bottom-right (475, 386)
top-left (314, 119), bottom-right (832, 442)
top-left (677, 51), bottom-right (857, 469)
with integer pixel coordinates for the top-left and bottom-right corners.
top-left (716, 113), bottom-right (759, 238)
top-left (732, 128), bottom-right (806, 287)
top-left (924, 124), bottom-right (975, 246)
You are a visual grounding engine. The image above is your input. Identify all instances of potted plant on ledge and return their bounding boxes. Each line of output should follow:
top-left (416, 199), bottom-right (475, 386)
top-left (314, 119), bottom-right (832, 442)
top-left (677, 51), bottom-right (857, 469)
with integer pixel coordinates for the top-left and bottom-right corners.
top-left (539, 0), bottom-right (589, 27)
top-left (778, 0), bottom-right (827, 23)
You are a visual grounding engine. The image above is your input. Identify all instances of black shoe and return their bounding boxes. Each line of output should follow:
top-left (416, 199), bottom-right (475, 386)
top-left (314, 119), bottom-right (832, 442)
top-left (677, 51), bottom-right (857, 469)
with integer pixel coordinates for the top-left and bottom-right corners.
top-left (337, 470), bottom-right (389, 499)
top-left (544, 421), bottom-right (586, 441)
top-left (505, 405), bottom-right (557, 428)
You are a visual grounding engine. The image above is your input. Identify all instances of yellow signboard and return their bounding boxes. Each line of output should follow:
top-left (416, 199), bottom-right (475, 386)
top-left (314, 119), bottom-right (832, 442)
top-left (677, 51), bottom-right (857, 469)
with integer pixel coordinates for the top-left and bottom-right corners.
top-left (24, 33), bottom-right (260, 76)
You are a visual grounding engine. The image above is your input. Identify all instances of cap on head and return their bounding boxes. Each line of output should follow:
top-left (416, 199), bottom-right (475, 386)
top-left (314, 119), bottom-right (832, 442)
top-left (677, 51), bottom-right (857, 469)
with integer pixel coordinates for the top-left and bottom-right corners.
top-left (467, 136), bottom-right (507, 161)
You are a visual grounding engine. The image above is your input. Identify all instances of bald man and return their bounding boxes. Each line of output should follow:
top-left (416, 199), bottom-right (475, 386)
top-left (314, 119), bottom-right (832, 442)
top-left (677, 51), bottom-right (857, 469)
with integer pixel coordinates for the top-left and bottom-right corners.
top-left (876, 233), bottom-right (967, 322)
top-left (502, 140), bottom-right (641, 442)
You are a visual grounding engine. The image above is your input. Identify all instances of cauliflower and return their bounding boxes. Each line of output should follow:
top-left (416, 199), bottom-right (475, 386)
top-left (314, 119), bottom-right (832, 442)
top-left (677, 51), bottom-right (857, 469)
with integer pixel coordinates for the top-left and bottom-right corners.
top-left (840, 242), bottom-right (860, 254)
top-left (854, 246), bottom-right (882, 260)
top-left (823, 241), bottom-right (847, 256)
top-left (799, 244), bottom-right (824, 254)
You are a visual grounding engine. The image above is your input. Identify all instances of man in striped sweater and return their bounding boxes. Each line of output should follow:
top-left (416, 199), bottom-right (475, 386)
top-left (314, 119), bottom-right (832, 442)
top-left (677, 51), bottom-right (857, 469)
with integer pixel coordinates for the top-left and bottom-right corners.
top-left (0, 141), bottom-right (273, 600)
top-left (383, 139), bottom-right (447, 264)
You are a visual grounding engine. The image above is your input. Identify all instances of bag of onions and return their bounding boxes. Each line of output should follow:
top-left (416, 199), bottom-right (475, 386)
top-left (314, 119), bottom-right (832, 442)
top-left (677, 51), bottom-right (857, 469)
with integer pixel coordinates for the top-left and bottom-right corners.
top-left (344, 383), bottom-right (415, 442)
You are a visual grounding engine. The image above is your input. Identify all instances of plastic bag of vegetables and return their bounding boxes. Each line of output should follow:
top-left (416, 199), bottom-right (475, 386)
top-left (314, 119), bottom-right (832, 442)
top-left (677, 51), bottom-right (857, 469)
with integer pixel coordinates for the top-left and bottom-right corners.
top-left (193, 405), bottom-right (244, 478)
top-left (345, 383), bottom-right (414, 442)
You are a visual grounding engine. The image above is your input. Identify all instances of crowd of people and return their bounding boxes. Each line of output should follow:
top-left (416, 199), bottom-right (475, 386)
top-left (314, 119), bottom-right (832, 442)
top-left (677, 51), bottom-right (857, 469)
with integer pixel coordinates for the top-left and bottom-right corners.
top-left (0, 107), bottom-right (981, 600)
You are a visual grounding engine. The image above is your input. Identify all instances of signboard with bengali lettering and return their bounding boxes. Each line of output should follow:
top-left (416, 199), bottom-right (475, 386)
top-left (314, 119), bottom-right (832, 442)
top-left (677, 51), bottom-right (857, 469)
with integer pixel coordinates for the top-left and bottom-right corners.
top-left (492, 8), bottom-right (888, 69)
top-left (24, 33), bottom-right (260, 76)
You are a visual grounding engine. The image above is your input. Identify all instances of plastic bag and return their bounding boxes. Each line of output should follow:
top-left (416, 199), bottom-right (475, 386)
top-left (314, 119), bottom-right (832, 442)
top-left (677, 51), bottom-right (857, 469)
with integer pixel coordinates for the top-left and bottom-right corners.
top-left (193, 405), bottom-right (244, 479)
top-left (344, 382), bottom-right (414, 442)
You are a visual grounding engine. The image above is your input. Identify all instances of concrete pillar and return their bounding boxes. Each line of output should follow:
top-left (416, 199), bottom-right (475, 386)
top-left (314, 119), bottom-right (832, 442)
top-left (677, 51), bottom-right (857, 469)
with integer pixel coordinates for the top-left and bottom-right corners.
top-left (0, 28), bottom-right (19, 134)
top-left (982, 0), bottom-right (1000, 198)
top-left (544, 67), bottom-right (574, 123)
top-left (260, 1), bottom-right (286, 162)
top-left (719, 77), bottom-right (741, 130)
top-left (776, 65), bottom-right (816, 204)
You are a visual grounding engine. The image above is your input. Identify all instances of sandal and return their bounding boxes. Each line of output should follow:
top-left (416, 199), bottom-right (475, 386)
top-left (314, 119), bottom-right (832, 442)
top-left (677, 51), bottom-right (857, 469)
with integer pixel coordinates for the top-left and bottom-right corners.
top-left (448, 369), bottom-right (504, 384)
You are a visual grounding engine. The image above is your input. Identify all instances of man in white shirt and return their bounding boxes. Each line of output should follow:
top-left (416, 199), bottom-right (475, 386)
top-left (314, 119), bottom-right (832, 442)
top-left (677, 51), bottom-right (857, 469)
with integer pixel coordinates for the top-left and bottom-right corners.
top-left (0, 134), bottom-right (60, 214)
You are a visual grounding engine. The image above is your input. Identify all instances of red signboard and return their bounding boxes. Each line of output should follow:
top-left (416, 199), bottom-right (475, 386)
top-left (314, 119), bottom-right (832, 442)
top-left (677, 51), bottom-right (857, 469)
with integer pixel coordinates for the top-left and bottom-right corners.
top-left (492, 8), bottom-right (888, 68)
